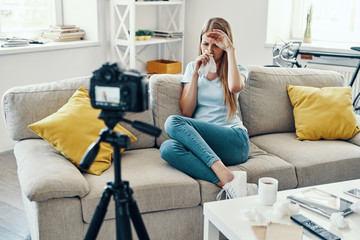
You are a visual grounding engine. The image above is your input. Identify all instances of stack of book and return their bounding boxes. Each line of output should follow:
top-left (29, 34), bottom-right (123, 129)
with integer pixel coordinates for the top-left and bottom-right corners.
top-left (42, 25), bottom-right (85, 42)
top-left (153, 30), bottom-right (183, 38)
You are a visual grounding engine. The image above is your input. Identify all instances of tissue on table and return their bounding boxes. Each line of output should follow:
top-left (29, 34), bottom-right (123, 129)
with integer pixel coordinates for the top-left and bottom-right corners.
top-left (329, 200), bottom-right (360, 229)
top-left (199, 55), bottom-right (216, 76)
top-left (330, 212), bottom-right (349, 229)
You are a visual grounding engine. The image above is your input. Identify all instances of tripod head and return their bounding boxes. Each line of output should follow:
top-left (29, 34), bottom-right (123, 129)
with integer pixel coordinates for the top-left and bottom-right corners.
top-left (80, 110), bottom-right (161, 171)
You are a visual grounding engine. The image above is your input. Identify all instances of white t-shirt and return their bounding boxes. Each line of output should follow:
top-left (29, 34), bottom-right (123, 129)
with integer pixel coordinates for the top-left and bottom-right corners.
top-left (181, 61), bottom-right (248, 129)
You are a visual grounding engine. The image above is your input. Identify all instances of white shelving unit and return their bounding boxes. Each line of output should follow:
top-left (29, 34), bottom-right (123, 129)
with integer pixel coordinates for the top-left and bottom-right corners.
top-left (110, 0), bottom-right (185, 73)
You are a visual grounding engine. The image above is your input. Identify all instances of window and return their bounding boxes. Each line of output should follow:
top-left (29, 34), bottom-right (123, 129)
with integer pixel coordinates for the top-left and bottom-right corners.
top-left (292, 0), bottom-right (360, 43)
top-left (0, 0), bottom-right (63, 38)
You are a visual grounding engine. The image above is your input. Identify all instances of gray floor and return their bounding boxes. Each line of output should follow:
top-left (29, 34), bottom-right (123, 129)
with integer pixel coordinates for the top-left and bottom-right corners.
top-left (0, 150), bottom-right (31, 240)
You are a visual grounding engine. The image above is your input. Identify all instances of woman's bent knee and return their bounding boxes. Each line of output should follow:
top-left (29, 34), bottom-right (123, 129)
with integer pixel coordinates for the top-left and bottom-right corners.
top-left (164, 115), bottom-right (183, 138)
top-left (159, 139), bottom-right (176, 160)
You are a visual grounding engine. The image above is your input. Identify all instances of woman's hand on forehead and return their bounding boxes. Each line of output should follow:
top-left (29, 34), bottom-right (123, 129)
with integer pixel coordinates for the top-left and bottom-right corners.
top-left (206, 29), bottom-right (233, 52)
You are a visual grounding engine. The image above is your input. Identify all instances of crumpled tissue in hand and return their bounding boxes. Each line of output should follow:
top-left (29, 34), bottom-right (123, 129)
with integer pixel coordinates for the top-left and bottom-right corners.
top-left (330, 212), bottom-right (349, 229)
top-left (198, 55), bottom-right (216, 76)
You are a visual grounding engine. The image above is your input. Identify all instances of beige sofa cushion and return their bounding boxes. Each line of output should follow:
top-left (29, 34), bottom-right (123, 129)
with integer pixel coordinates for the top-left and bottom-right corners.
top-left (81, 148), bottom-right (200, 223)
top-left (199, 142), bottom-right (298, 203)
top-left (251, 132), bottom-right (360, 187)
top-left (118, 109), bottom-right (156, 149)
top-left (149, 74), bottom-right (183, 147)
top-left (2, 77), bottom-right (90, 141)
top-left (15, 139), bottom-right (90, 201)
top-left (239, 66), bottom-right (345, 136)
top-left (2, 76), bottom-right (155, 149)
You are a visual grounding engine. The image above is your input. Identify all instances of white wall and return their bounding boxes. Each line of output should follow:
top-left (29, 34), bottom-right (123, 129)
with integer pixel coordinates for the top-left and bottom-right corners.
top-left (62, 0), bottom-right (99, 41)
top-left (0, 0), bottom-right (273, 152)
top-left (184, 0), bottom-right (273, 67)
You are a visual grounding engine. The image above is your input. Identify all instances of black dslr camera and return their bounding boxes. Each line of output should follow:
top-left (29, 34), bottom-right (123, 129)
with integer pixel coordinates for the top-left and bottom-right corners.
top-left (90, 62), bottom-right (148, 112)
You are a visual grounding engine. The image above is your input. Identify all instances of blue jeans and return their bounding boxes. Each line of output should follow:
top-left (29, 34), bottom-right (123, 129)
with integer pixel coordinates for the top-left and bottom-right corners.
top-left (159, 115), bottom-right (250, 184)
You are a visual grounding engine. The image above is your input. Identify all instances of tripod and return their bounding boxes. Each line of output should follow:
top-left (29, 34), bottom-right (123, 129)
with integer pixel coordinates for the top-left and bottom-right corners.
top-left (80, 111), bottom-right (161, 240)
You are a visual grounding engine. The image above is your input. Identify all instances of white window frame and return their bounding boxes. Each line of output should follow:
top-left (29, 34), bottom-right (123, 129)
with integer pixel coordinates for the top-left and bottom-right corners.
top-left (290, 0), bottom-right (306, 40)
top-left (54, 0), bottom-right (64, 26)
top-left (290, 0), bottom-right (360, 44)
top-left (0, 0), bottom-right (63, 36)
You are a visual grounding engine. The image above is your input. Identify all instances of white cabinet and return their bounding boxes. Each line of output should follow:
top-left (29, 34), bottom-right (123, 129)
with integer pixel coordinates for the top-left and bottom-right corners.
top-left (110, 0), bottom-right (185, 73)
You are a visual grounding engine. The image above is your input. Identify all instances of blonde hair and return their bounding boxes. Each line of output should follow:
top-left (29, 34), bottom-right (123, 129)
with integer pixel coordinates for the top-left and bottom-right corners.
top-left (198, 17), bottom-right (238, 119)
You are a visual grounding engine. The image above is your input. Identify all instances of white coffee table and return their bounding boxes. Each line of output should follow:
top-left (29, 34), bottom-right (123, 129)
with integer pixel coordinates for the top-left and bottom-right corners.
top-left (203, 179), bottom-right (360, 240)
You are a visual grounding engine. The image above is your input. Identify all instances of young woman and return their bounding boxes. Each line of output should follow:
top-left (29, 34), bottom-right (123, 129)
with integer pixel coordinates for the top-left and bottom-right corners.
top-left (160, 17), bottom-right (255, 200)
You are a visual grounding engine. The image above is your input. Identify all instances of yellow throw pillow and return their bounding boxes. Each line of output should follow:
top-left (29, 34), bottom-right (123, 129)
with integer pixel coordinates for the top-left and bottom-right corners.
top-left (28, 87), bottom-right (137, 175)
top-left (287, 84), bottom-right (360, 140)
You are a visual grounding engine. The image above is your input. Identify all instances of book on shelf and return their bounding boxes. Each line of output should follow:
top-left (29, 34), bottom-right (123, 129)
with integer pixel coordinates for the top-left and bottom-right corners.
top-left (153, 30), bottom-right (183, 38)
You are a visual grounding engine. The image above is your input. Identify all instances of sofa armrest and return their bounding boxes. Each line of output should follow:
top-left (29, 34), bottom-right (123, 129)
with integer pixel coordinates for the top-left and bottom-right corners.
top-left (149, 74), bottom-right (183, 147)
top-left (15, 139), bottom-right (89, 202)
top-left (1, 76), bottom-right (90, 141)
top-left (348, 114), bottom-right (360, 146)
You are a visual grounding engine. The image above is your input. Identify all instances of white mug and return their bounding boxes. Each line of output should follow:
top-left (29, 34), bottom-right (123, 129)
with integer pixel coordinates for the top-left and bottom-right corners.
top-left (258, 177), bottom-right (278, 206)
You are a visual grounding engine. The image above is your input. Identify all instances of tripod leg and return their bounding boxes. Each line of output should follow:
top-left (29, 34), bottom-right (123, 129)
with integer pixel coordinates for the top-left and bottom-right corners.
top-left (84, 186), bottom-right (112, 240)
top-left (114, 187), bottom-right (132, 240)
top-left (127, 186), bottom-right (150, 240)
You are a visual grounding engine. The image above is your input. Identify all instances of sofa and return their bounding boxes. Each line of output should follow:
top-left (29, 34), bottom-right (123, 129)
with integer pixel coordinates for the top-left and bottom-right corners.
top-left (2, 66), bottom-right (360, 240)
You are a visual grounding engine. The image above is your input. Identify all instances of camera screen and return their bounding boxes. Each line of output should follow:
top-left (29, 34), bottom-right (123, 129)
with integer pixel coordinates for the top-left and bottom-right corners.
top-left (95, 86), bottom-right (120, 107)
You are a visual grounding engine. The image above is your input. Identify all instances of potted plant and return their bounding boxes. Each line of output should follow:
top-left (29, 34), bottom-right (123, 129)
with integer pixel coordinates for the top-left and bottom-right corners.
top-left (135, 29), bottom-right (154, 40)
top-left (135, 30), bottom-right (145, 40)
top-left (303, 4), bottom-right (313, 43)
top-left (143, 30), bottom-right (154, 40)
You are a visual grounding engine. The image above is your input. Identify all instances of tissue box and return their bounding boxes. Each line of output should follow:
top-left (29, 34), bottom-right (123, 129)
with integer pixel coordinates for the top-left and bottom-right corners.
top-left (147, 59), bottom-right (181, 74)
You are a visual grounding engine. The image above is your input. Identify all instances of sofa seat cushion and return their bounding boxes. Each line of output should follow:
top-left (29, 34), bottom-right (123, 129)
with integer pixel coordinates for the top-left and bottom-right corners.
top-left (15, 139), bottom-right (90, 201)
top-left (81, 148), bottom-right (200, 223)
top-left (199, 142), bottom-right (297, 203)
top-left (251, 132), bottom-right (360, 187)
